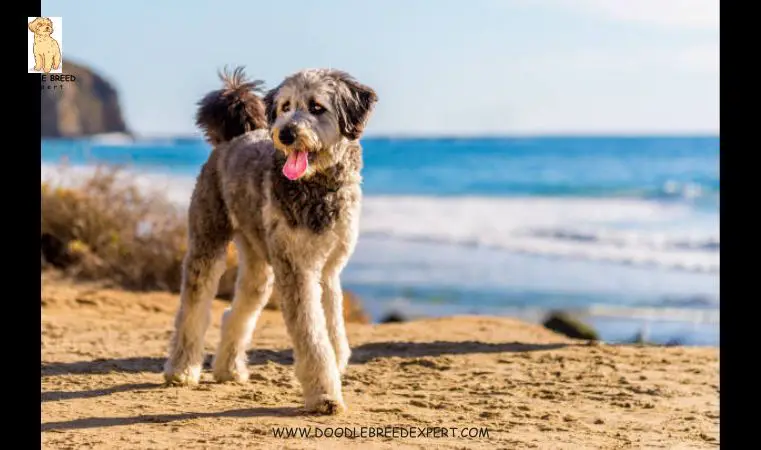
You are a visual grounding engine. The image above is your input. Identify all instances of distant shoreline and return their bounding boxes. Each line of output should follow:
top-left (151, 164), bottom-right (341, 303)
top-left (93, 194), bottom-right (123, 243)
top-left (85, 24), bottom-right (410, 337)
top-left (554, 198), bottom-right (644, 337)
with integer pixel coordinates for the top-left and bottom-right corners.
top-left (42, 133), bottom-right (721, 142)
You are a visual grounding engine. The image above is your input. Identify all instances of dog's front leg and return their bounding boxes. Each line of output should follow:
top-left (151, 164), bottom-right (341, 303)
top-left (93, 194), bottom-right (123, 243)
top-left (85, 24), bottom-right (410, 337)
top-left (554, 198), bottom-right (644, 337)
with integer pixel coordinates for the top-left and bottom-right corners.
top-left (321, 274), bottom-right (351, 374)
top-left (34, 52), bottom-right (43, 72)
top-left (212, 239), bottom-right (274, 383)
top-left (52, 50), bottom-right (60, 71)
top-left (41, 54), bottom-right (52, 74)
top-left (276, 263), bottom-right (344, 414)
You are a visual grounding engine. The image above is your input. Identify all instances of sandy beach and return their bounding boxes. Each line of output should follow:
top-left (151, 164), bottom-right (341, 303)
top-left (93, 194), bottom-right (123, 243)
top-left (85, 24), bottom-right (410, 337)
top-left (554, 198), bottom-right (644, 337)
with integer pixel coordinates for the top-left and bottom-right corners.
top-left (41, 272), bottom-right (719, 449)
top-left (39, 2), bottom-right (720, 447)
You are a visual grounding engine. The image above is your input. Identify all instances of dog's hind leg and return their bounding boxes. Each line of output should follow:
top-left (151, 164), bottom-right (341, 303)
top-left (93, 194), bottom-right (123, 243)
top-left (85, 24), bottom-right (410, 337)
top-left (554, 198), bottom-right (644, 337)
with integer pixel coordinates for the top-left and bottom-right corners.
top-left (276, 261), bottom-right (344, 414)
top-left (164, 242), bottom-right (228, 385)
top-left (212, 235), bottom-right (274, 383)
top-left (164, 164), bottom-right (232, 386)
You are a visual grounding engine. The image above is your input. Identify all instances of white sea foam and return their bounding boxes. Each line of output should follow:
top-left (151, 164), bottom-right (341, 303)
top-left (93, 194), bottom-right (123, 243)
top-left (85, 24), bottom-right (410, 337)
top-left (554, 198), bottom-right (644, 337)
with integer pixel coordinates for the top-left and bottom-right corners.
top-left (585, 304), bottom-right (719, 324)
top-left (41, 163), bottom-right (197, 206)
top-left (360, 196), bottom-right (719, 273)
top-left (86, 132), bottom-right (135, 145)
top-left (41, 164), bottom-right (719, 273)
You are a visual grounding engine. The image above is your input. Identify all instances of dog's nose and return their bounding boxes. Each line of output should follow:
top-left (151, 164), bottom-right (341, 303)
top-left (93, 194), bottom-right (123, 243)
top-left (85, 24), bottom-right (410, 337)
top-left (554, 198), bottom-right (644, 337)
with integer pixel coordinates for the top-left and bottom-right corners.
top-left (279, 126), bottom-right (296, 146)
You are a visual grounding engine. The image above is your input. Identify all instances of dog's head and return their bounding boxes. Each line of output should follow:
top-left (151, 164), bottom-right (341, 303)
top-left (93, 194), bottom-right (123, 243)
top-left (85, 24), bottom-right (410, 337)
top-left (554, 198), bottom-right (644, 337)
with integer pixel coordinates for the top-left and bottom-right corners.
top-left (29, 17), bottom-right (54, 36)
top-left (263, 69), bottom-right (377, 181)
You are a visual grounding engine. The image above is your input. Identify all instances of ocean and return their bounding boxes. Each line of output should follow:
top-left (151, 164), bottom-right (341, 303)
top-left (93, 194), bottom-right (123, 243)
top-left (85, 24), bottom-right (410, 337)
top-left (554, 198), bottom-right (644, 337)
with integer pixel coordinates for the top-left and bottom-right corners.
top-left (41, 135), bottom-right (720, 346)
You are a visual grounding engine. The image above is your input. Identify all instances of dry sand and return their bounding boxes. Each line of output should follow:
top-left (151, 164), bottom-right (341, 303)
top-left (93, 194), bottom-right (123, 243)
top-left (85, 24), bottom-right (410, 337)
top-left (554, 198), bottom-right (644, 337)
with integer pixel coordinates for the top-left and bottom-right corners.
top-left (42, 273), bottom-right (719, 449)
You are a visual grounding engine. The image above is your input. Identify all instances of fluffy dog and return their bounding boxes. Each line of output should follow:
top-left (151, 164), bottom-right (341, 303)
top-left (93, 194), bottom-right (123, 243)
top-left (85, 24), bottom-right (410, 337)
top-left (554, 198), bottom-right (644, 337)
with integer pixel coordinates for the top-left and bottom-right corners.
top-left (28, 17), bottom-right (61, 73)
top-left (164, 67), bottom-right (377, 415)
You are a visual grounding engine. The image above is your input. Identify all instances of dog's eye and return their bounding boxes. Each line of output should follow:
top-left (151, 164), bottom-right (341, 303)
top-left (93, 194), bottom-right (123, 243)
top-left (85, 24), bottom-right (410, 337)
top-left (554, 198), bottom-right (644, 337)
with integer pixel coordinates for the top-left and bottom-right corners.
top-left (281, 101), bottom-right (291, 113)
top-left (308, 101), bottom-right (326, 115)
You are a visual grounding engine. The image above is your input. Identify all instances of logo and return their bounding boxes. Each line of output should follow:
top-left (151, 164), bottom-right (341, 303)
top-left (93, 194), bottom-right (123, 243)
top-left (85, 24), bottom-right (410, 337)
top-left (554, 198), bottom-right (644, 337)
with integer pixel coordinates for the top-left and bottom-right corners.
top-left (28, 17), bottom-right (63, 74)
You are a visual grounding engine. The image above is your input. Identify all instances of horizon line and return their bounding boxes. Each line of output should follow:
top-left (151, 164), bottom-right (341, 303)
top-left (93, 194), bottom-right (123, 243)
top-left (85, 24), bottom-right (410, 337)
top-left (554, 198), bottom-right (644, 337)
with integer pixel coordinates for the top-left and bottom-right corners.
top-left (125, 131), bottom-right (720, 140)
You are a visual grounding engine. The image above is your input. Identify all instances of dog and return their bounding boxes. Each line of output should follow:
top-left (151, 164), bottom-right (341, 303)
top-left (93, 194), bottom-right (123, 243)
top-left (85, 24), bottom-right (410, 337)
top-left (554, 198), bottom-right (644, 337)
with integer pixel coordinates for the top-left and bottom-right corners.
top-left (28, 17), bottom-right (61, 73)
top-left (164, 67), bottom-right (377, 415)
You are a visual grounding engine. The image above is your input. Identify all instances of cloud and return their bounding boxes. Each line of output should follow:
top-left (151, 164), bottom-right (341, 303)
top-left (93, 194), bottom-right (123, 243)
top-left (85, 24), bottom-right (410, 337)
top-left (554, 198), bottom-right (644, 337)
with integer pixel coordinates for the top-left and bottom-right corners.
top-left (558, 0), bottom-right (719, 30)
top-left (676, 43), bottom-right (720, 72)
top-left (518, 44), bottom-right (720, 76)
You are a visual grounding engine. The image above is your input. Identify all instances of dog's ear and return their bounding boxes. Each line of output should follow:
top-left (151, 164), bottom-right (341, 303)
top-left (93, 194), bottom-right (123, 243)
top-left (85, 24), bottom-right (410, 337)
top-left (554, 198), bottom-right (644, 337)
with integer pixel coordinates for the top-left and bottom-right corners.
top-left (332, 71), bottom-right (378, 140)
top-left (28, 18), bottom-right (41, 33)
top-left (263, 87), bottom-right (279, 125)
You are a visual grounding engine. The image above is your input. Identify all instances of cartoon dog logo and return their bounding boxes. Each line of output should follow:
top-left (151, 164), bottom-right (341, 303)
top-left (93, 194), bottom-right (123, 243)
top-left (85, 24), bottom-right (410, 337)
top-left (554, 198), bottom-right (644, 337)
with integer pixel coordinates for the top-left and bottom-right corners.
top-left (28, 17), bottom-right (61, 73)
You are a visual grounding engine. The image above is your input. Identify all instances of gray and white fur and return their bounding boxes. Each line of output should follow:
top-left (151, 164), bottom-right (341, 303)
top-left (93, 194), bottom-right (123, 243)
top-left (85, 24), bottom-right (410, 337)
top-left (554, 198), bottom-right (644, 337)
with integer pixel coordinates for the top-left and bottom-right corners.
top-left (163, 67), bottom-right (377, 415)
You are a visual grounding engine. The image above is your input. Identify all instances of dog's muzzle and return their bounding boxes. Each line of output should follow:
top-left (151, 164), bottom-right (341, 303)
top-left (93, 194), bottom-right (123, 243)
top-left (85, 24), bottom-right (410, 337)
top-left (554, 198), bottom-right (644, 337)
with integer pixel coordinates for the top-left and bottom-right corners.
top-left (279, 125), bottom-right (297, 146)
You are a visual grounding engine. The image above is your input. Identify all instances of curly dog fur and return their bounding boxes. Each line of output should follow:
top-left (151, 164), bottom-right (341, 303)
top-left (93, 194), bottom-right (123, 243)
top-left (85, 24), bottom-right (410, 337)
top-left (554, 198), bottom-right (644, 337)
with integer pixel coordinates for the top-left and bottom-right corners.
top-left (164, 67), bottom-right (377, 415)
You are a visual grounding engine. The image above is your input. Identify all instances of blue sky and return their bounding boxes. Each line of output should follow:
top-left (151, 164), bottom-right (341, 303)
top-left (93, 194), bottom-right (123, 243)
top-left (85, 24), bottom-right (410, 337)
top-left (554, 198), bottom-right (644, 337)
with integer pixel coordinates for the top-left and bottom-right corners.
top-left (42, 0), bottom-right (719, 137)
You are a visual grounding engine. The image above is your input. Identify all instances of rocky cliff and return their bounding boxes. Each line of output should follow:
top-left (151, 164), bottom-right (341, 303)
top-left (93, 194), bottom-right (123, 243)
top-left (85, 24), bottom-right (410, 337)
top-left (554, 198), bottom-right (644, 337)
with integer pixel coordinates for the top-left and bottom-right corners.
top-left (41, 60), bottom-right (130, 138)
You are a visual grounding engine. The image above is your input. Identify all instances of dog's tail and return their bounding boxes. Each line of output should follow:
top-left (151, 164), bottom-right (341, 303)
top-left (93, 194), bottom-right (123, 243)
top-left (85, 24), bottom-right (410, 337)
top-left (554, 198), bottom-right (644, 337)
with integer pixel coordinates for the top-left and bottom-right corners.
top-left (195, 66), bottom-right (268, 146)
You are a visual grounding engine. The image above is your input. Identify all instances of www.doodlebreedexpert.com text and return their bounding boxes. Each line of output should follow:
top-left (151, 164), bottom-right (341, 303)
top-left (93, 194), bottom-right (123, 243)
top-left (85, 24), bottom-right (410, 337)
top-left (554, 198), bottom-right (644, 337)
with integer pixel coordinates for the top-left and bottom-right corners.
top-left (272, 426), bottom-right (490, 439)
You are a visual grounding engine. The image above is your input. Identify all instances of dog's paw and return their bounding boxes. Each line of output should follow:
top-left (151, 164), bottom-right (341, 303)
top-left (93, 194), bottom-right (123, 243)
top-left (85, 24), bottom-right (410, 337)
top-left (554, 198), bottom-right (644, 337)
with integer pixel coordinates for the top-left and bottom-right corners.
top-left (212, 347), bottom-right (249, 384)
top-left (305, 394), bottom-right (347, 415)
top-left (212, 364), bottom-right (249, 384)
top-left (337, 350), bottom-right (351, 375)
top-left (163, 363), bottom-right (201, 386)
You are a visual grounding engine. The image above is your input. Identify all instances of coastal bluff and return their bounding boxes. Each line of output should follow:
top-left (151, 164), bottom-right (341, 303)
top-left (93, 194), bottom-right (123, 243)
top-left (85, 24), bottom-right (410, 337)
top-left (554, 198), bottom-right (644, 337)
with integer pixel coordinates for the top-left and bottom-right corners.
top-left (41, 60), bottom-right (130, 138)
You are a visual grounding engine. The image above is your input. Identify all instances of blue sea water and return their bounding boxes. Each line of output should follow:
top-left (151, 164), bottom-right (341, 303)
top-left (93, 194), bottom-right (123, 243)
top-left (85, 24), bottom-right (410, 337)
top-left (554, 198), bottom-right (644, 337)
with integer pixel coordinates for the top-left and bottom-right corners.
top-left (41, 135), bottom-right (720, 346)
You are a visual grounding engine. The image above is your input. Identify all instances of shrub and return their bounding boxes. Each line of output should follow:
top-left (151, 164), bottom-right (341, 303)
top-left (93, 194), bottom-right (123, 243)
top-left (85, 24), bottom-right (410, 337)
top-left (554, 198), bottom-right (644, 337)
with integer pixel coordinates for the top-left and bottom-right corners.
top-left (41, 165), bottom-right (369, 323)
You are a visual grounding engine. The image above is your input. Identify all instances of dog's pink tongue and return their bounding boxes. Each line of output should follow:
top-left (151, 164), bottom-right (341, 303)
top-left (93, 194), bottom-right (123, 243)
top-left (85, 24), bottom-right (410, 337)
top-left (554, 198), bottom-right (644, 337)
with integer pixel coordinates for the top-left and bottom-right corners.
top-left (283, 151), bottom-right (309, 180)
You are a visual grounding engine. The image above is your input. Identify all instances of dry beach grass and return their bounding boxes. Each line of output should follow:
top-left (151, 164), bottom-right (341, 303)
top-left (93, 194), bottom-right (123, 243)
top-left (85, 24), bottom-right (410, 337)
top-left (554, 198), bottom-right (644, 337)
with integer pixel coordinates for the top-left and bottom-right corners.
top-left (40, 166), bottom-right (367, 322)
